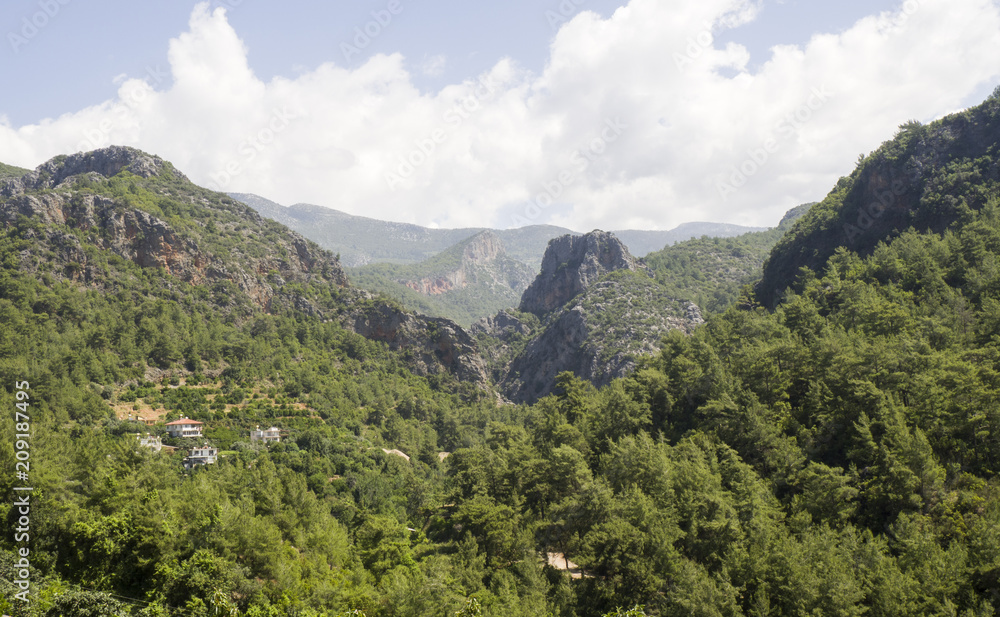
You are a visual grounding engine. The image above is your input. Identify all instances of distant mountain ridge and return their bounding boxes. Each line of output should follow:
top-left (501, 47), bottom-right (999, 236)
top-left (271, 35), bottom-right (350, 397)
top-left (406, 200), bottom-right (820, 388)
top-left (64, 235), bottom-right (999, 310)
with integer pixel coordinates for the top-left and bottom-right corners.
top-left (348, 230), bottom-right (536, 327)
top-left (614, 222), bottom-right (767, 257)
top-left (230, 193), bottom-right (574, 269)
top-left (229, 192), bottom-right (765, 268)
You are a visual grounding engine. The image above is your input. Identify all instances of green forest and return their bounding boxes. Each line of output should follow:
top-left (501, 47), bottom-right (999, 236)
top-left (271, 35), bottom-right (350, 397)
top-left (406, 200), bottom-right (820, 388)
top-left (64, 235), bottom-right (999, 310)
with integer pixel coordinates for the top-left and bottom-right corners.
top-left (644, 204), bottom-right (811, 315)
top-left (2, 98), bottom-right (1000, 616)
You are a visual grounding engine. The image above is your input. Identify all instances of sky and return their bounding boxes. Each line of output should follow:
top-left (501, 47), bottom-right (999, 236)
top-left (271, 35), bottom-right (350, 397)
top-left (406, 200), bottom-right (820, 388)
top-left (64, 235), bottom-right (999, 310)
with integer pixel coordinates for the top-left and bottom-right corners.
top-left (1, 0), bottom-right (999, 232)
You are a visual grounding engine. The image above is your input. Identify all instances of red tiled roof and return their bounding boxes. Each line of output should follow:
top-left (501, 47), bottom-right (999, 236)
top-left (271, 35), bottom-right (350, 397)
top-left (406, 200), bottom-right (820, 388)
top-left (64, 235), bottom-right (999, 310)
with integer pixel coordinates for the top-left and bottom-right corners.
top-left (165, 419), bottom-right (204, 426)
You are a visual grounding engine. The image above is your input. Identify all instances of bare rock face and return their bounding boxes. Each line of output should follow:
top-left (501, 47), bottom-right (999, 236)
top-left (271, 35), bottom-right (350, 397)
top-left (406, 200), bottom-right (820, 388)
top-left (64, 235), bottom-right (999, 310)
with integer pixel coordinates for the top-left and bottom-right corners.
top-left (477, 230), bottom-right (701, 403)
top-left (519, 230), bottom-right (646, 315)
top-left (502, 276), bottom-right (702, 404)
top-left (1, 146), bottom-right (176, 197)
top-left (461, 229), bottom-right (504, 264)
top-left (398, 230), bottom-right (533, 298)
top-left (347, 299), bottom-right (489, 385)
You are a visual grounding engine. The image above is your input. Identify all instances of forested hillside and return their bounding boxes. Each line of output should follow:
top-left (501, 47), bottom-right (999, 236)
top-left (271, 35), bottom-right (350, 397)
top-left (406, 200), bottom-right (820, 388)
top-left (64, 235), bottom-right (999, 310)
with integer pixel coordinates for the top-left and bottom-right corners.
top-left (2, 93), bottom-right (1000, 617)
top-left (645, 204), bottom-right (811, 314)
top-left (759, 94), bottom-right (1000, 307)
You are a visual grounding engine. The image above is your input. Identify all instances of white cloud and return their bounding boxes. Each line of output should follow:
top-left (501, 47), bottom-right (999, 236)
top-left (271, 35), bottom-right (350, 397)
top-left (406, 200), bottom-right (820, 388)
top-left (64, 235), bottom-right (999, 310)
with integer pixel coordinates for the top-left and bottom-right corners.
top-left (0, 0), bottom-right (998, 231)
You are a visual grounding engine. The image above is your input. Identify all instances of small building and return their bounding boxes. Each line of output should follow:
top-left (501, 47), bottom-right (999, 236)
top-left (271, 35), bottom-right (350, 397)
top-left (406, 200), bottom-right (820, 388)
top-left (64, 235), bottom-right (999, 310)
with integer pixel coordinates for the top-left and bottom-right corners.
top-left (165, 417), bottom-right (204, 438)
top-left (136, 433), bottom-right (162, 452)
top-left (183, 444), bottom-right (219, 469)
top-left (250, 426), bottom-right (281, 443)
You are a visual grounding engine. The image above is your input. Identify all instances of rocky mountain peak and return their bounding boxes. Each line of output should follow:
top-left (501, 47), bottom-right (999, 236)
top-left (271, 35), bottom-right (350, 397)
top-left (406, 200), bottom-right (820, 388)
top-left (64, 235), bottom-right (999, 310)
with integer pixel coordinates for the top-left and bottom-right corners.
top-left (2, 146), bottom-right (180, 197)
top-left (519, 230), bottom-right (645, 315)
top-left (462, 230), bottom-right (505, 265)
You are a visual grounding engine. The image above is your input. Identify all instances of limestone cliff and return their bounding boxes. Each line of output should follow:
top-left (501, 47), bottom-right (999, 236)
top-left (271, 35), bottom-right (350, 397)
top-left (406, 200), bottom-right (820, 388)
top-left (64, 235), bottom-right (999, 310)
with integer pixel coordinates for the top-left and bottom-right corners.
top-left (349, 230), bottom-right (536, 327)
top-left (476, 231), bottom-right (701, 404)
top-left (519, 230), bottom-right (647, 315)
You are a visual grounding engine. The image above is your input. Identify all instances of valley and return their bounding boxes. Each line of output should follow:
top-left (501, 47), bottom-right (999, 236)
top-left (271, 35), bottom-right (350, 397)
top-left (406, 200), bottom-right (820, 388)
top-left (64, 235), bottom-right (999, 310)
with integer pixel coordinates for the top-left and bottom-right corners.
top-left (1, 93), bottom-right (1000, 616)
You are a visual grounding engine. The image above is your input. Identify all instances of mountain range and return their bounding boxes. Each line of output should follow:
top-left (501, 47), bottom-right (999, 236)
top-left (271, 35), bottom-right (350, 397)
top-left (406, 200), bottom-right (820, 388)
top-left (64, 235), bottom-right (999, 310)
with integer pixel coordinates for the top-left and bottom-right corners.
top-left (231, 193), bottom-right (767, 325)
top-left (230, 192), bottom-right (765, 268)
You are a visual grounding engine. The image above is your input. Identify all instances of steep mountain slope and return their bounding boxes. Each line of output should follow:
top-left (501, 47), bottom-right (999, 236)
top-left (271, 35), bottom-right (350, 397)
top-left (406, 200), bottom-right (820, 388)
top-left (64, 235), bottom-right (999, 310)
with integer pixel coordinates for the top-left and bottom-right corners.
top-left (645, 203), bottom-right (812, 313)
top-left (476, 231), bottom-right (702, 403)
top-left (348, 230), bottom-right (535, 327)
top-left (758, 97), bottom-right (1000, 307)
top-left (0, 147), bottom-right (488, 386)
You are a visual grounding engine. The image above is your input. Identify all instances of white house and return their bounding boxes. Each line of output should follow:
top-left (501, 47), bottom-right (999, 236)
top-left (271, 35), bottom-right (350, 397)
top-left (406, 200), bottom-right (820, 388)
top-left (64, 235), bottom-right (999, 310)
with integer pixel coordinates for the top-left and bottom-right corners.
top-left (165, 417), bottom-right (204, 438)
top-left (250, 426), bottom-right (281, 443)
top-left (183, 444), bottom-right (219, 469)
top-left (136, 433), bottom-right (162, 452)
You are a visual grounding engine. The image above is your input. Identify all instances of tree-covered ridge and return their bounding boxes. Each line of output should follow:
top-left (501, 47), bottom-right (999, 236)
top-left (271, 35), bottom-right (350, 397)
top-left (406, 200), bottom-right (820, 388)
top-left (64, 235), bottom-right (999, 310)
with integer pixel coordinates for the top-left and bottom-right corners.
top-left (1, 147), bottom-right (491, 387)
top-left (759, 95), bottom-right (1000, 307)
top-left (645, 204), bottom-right (812, 314)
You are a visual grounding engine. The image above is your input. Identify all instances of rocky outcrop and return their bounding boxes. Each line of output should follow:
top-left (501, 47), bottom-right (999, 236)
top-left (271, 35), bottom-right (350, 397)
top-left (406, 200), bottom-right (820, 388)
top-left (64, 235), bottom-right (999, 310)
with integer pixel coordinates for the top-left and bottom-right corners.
top-left (398, 230), bottom-right (533, 297)
top-left (474, 309), bottom-right (533, 339)
top-left (502, 275), bottom-right (702, 403)
top-left (1, 186), bottom-right (347, 307)
top-left (1, 146), bottom-right (175, 197)
top-left (520, 230), bottom-right (647, 315)
top-left (347, 299), bottom-right (489, 385)
top-left (481, 230), bottom-right (701, 403)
